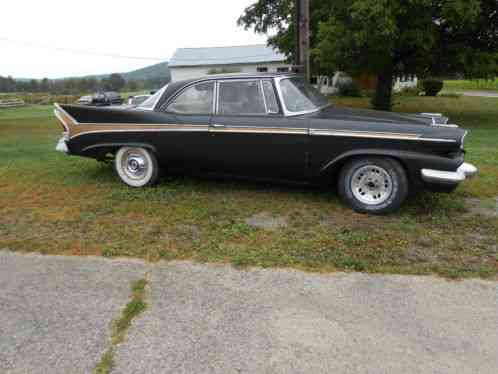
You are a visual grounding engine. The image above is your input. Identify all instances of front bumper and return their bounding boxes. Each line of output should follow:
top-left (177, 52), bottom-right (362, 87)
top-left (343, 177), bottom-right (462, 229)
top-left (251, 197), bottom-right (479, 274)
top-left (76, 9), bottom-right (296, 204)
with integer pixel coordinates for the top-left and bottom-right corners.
top-left (421, 163), bottom-right (478, 185)
top-left (55, 136), bottom-right (69, 153)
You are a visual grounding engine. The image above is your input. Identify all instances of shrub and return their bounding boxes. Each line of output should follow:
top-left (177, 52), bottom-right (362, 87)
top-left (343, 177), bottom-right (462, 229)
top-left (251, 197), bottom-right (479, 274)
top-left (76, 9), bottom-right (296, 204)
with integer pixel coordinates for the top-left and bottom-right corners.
top-left (337, 80), bottom-right (362, 97)
top-left (422, 78), bottom-right (444, 96)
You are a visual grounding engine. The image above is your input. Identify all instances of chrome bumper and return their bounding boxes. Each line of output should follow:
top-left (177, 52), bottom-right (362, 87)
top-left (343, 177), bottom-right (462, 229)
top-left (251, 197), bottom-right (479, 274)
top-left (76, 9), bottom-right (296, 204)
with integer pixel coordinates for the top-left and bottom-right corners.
top-left (421, 163), bottom-right (478, 184)
top-left (55, 137), bottom-right (69, 153)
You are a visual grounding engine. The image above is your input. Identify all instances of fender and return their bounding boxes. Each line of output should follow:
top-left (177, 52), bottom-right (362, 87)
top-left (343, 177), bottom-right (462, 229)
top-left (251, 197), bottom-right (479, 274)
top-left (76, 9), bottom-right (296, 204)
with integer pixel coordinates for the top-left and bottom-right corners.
top-left (318, 148), bottom-right (464, 183)
top-left (79, 142), bottom-right (159, 160)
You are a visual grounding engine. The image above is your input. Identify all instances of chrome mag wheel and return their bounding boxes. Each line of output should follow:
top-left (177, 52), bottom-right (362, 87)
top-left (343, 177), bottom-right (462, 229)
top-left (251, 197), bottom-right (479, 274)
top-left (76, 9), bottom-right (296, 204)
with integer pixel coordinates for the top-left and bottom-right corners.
top-left (351, 165), bottom-right (393, 205)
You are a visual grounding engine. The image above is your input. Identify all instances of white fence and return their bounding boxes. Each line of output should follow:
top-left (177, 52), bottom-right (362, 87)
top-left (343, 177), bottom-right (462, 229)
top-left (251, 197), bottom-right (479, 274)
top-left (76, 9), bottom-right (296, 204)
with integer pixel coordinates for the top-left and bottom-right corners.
top-left (0, 98), bottom-right (25, 108)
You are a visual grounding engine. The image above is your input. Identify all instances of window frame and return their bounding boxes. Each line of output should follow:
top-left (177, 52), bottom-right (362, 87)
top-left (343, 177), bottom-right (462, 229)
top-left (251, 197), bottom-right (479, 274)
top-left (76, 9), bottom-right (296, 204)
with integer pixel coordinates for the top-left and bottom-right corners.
top-left (214, 78), bottom-right (283, 117)
top-left (164, 81), bottom-right (216, 115)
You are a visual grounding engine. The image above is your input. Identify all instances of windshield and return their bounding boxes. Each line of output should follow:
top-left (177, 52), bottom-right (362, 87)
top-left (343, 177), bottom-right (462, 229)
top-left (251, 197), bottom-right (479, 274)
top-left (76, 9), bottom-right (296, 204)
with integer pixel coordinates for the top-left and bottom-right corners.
top-left (138, 85), bottom-right (167, 110)
top-left (279, 77), bottom-right (329, 113)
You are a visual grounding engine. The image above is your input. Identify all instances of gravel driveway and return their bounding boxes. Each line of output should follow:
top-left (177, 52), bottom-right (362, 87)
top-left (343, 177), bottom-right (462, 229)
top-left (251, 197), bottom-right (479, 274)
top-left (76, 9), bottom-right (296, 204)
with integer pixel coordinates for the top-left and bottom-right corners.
top-left (1, 251), bottom-right (497, 374)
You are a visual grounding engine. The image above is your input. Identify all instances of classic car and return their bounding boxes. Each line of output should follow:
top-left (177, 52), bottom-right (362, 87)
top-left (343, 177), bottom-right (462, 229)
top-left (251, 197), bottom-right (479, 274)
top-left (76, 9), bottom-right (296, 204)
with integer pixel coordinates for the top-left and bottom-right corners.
top-left (77, 92), bottom-right (123, 106)
top-left (54, 73), bottom-right (477, 214)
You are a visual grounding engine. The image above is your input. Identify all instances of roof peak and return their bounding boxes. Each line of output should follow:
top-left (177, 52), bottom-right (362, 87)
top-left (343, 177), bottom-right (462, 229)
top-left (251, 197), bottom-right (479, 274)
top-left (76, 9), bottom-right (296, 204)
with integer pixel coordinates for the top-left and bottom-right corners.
top-left (176, 44), bottom-right (270, 50)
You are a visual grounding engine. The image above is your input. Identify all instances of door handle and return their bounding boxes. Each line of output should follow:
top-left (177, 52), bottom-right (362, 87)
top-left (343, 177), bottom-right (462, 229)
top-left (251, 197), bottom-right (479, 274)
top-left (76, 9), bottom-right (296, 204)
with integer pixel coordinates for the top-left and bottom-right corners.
top-left (211, 123), bottom-right (226, 128)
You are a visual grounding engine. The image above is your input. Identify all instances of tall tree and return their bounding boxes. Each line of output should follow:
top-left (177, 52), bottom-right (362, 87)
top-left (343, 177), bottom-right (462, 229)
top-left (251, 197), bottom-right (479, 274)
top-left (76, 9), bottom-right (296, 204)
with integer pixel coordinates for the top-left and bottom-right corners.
top-left (239, 0), bottom-right (497, 111)
top-left (104, 73), bottom-right (126, 91)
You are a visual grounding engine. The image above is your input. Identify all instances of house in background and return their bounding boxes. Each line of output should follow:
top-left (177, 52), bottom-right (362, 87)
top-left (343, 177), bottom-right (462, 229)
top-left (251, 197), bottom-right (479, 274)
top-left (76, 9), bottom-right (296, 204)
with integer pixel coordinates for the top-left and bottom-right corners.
top-left (168, 45), bottom-right (293, 82)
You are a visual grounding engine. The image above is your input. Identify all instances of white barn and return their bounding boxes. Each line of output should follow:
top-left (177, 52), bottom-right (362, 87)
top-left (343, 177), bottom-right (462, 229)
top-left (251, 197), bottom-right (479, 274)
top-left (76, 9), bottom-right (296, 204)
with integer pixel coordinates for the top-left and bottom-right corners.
top-left (168, 45), bottom-right (293, 82)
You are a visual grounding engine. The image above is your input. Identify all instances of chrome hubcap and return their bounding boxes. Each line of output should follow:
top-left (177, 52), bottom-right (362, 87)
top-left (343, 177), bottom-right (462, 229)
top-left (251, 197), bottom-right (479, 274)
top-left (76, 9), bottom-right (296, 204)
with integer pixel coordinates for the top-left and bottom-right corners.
top-left (122, 151), bottom-right (148, 180)
top-left (351, 165), bottom-right (393, 205)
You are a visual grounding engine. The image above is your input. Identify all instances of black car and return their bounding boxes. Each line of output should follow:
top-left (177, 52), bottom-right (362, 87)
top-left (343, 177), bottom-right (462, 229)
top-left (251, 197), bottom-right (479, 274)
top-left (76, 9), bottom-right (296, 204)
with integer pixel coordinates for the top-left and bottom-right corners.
top-left (76, 92), bottom-right (123, 106)
top-left (54, 73), bottom-right (477, 214)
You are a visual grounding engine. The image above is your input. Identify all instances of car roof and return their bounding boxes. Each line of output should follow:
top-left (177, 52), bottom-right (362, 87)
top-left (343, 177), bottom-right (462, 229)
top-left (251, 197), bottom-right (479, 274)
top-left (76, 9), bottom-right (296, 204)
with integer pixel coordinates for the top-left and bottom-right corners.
top-left (156, 72), bottom-right (300, 109)
top-left (175, 72), bottom-right (299, 86)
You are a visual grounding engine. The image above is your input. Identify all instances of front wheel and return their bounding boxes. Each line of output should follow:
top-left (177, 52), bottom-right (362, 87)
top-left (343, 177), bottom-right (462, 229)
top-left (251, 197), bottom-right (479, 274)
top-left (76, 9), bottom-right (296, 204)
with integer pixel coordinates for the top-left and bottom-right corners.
top-left (338, 157), bottom-right (408, 214)
top-left (115, 147), bottom-right (160, 187)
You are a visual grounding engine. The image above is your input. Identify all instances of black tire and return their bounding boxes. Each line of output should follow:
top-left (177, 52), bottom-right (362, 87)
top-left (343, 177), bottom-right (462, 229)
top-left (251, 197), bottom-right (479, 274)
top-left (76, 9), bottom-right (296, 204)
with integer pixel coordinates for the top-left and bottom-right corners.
top-left (115, 147), bottom-right (160, 187)
top-left (338, 157), bottom-right (408, 214)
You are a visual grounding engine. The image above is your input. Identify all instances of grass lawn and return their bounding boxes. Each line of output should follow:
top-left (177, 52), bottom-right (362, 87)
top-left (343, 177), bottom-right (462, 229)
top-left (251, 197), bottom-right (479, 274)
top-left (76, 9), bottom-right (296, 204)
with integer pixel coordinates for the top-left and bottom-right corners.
top-left (444, 79), bottom-right (498, 92)
top-left (1, 97), bottom-right (497, 279)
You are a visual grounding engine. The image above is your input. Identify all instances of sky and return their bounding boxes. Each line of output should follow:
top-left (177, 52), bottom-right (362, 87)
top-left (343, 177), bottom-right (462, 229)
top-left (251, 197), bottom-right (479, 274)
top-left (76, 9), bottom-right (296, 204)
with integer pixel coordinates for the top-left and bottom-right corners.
top-left (0, 0), bottom-right (268, 79)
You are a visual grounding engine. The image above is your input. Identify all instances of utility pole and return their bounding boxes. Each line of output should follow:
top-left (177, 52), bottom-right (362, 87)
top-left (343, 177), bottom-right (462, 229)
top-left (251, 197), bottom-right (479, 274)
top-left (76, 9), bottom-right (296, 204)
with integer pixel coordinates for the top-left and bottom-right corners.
top-left (294, 0), bottom-right (310, 81)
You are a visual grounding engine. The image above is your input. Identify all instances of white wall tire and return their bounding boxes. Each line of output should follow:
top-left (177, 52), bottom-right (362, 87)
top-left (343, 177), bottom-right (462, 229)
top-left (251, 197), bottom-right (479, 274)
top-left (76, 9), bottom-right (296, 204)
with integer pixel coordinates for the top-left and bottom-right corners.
top-left (115, 147), bottom-right (160, 187)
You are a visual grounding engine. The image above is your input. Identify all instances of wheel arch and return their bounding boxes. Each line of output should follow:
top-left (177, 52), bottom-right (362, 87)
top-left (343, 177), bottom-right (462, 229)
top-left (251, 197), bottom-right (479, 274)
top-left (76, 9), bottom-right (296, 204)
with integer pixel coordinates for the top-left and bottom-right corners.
top-left (319, 149), bottom-right (426, 187)
top-left (80, 142), bottom-right (159, 161)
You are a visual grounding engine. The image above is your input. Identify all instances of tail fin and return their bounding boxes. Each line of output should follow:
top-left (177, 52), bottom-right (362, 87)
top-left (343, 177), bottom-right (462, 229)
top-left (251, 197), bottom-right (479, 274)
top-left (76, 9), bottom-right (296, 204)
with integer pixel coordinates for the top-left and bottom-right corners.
top-left (54, 103), bottom-right (78, 136)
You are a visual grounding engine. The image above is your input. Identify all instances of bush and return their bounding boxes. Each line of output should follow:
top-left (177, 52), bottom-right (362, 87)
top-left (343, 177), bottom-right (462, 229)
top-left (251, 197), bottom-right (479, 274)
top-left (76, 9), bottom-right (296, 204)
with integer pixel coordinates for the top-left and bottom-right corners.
top-left (337, 80), bottom-right (362, 97)
top-left (422, 78), bottom-right (444, 96)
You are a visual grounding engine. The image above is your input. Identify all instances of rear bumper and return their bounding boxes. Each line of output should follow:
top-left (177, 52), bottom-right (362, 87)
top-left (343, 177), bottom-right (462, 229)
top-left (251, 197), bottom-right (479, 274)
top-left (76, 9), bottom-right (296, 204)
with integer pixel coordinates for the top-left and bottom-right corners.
top-left (421, 163), bottom-right (478, 185)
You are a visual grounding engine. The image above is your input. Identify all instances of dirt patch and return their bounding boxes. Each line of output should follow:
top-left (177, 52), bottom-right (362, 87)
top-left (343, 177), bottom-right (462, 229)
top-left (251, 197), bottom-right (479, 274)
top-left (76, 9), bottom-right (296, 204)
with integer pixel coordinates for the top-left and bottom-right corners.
top-left (245, 212), bottom-right (288, 231)
top-left (464, 197), bottom-right (498, 217)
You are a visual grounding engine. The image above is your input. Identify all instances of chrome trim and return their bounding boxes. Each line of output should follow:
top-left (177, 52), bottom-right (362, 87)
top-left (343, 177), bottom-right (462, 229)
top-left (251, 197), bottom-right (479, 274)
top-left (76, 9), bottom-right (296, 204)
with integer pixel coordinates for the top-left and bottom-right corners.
top-left (421, 112), bottom-right (443, 117)
top-left (54, 103), bottom-right (79, 125)
top-left (435, 124), bottom-right (459, 128)
top-left (260, 79), bottom-right (269, 114)
top-left (55, 136), bottom-right (69, 153)
top-left (461, 131), bottom-right (468, 150)
top-left (458, 162), bottom-right (478, 178)
top-left (209, 125), bottom-right (307, 135)
top-left (54, 108), bottom-right (70, 132)
top-left (137, 85), bottom-right (168, 111)
top-left (421, 162), bottom-right (478, 184)
top-left (69, 126), bottom-right (209, 140)
top-left (309, 129), bottom-right (457, 142)
top-left (274, 76), bottom-right (329, 117)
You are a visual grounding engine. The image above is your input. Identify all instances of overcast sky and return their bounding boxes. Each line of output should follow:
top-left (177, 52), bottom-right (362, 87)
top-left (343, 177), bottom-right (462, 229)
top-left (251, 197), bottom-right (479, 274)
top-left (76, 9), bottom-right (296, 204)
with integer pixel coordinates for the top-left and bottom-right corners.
top-left (0, 0), bottom-right (268, 79)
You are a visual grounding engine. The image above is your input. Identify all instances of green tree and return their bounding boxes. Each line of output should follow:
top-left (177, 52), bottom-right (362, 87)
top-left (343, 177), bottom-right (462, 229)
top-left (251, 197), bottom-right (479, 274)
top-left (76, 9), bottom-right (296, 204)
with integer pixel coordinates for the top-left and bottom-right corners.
top-left (105, 73), bottom-right (126, 91)
top-left (239, 0), bottom-right (497, 111)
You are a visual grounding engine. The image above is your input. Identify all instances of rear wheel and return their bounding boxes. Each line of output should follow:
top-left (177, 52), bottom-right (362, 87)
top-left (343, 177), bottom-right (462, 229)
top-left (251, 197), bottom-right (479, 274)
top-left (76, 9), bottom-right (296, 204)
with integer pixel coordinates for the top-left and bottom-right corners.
top-left (115, 147), bottom-right (160, 187)
top-left (338, 157), bottom-right (408, 214)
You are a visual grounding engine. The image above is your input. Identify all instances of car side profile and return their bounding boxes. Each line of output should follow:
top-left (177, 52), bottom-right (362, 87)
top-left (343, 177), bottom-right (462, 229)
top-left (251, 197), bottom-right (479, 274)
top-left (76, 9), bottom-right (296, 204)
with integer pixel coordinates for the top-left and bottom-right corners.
top-left (54, 73), bottom-right (477, 214)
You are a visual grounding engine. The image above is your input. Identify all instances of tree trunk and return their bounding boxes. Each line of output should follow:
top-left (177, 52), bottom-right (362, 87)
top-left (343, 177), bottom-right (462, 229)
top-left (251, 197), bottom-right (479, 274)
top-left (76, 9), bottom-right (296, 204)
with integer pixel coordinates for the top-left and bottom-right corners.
top-left (371, 67), bottom-right (394, 111)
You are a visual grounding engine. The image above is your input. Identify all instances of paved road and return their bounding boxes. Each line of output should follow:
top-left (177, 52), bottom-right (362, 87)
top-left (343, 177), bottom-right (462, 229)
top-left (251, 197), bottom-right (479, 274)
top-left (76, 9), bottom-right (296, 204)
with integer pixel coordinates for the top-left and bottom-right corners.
top-left (453, 90), bottom-right (498, 98)
top-left (1, 251), bottom-right (497, 374)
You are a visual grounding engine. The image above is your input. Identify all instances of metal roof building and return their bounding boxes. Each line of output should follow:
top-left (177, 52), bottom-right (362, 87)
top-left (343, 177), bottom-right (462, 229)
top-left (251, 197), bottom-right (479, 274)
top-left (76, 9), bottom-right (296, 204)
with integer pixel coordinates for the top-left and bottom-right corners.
top-left (169, 44), bottom-right (291, 82)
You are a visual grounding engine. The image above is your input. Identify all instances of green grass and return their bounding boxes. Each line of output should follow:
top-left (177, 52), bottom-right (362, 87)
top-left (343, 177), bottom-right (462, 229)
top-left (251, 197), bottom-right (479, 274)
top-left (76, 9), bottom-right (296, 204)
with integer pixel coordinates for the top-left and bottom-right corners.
top-left (94, 279), bottom-right (147, 374)
top-left (444, 79), bottom-right (498, 92)
top-left (1, 100), bottom-right (497, 279)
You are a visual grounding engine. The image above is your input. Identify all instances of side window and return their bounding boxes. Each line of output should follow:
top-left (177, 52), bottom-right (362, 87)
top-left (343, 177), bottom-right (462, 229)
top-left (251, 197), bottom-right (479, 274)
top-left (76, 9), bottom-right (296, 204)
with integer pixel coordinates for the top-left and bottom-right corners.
top-left (262, 80), bottom-right (279, 114)
top-left (218, 80), bottom-right (266, 115)
top-left (167, 82), bottom-right (214, 114)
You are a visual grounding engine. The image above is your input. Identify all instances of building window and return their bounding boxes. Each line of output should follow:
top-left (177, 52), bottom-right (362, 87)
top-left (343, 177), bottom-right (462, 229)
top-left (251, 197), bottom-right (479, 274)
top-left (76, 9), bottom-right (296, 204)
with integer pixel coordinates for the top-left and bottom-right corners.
top-left (277, 67), bottom-right (289, 73)
top-left (257, 67), bottom-right (268, 72)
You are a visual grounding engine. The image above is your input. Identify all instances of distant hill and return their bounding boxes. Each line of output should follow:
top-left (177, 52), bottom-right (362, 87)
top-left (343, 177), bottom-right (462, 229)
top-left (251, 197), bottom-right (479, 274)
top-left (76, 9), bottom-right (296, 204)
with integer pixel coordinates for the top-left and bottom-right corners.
top-left (122, 62), bottom-right (170, 81)
top-left (8, 62), bottom-right (170, 88)
top-left (82, 61), bottom-right (170, 82)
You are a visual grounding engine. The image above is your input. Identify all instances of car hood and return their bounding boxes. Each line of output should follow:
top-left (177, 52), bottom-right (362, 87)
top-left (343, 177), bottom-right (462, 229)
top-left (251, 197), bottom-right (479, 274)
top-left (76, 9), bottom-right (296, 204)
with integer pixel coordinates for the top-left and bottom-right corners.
top-left (306, 105), bottom-right (465, 145)
top-left (308, 105), bottom-right (445, 126)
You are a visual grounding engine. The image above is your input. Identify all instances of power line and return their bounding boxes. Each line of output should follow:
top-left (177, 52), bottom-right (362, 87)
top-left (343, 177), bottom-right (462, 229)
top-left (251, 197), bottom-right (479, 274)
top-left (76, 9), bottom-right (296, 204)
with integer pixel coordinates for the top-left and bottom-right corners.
top-left (0, 37), bottom-right (167, 61)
